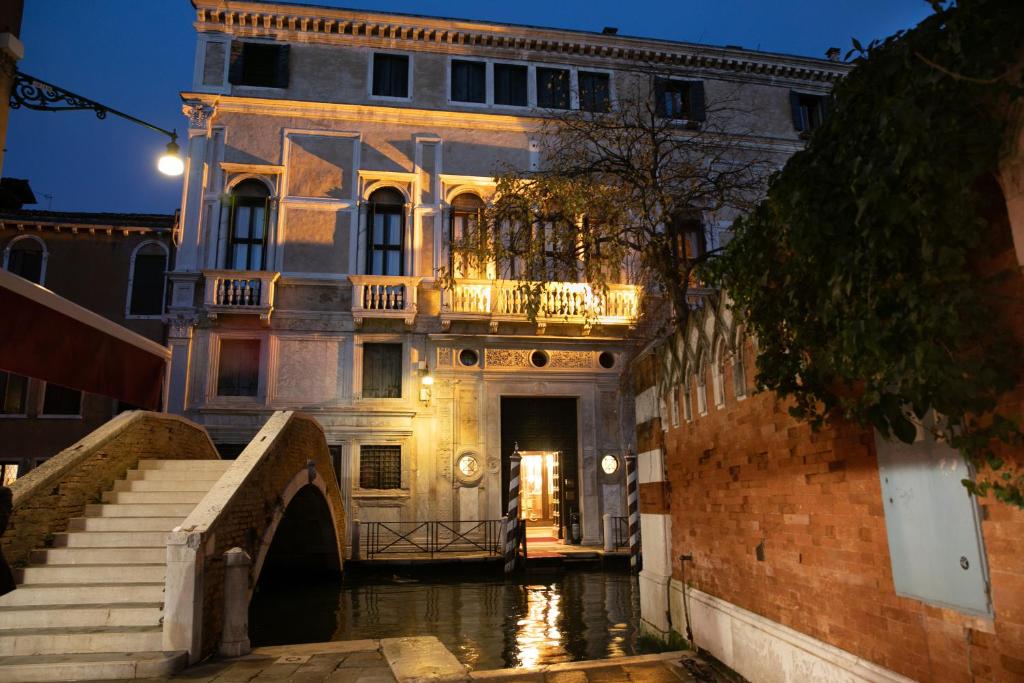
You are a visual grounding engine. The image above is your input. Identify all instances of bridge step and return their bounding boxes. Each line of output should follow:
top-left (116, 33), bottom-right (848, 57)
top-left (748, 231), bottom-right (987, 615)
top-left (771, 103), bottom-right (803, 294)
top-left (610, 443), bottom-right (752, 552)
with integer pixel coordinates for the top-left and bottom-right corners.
top-left (53, 530), bottom-right (169, 547)
top-left (85, 502), bottom-right (197, 517)
top-left (0, 603), bottom-right (163, 630)
top-left (0, 651), bottom-right (187, 682)
top-left (136, 459), bottom-right (232, 471)
top-left (101, 490), bottom-right (207, 505)
top-left (15, 564), bottom-right (165, 585)
top-left (30, 546), bottom-right (166, 565)
top-left (125, 469), bottom-right (226, 482)
top-left (113, 478), bottom-right (218, 492)
top-left (0, 625), bottom-right (163, 656)
top-left (0, 583), bottom-right (164, 607)
top-left (69, 515), bottom-right (184, 532)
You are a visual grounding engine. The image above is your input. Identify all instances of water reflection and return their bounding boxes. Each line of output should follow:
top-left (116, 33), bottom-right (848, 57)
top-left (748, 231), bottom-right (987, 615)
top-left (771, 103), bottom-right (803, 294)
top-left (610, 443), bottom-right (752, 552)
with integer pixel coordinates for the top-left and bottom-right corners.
top-left (251, 569), bottom-right (640, 671)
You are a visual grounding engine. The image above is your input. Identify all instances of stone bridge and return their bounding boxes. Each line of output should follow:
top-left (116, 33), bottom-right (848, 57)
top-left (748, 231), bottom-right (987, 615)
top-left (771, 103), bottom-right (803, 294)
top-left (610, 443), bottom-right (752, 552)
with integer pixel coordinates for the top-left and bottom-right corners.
top-left (0, 410), bottom-right (345, 681)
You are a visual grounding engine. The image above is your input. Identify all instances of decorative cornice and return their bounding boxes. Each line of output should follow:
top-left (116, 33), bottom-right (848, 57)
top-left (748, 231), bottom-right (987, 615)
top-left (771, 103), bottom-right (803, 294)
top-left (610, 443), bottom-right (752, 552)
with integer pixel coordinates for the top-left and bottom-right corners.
top-left (193, 0), bottom-right (849, 84)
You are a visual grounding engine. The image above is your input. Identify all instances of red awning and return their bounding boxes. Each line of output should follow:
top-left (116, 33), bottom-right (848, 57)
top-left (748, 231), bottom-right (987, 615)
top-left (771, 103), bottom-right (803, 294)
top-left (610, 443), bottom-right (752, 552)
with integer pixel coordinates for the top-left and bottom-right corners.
top-left (0, 269), bottom-right (170, 410)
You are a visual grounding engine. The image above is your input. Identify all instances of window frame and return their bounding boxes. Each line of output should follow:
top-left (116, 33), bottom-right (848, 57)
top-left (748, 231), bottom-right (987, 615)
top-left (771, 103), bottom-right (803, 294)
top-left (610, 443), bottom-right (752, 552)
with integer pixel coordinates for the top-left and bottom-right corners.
top-left (0, 371), bottom-right (29, 417)
top-left (790, 91), bottom-right (828, 135)
top-left (369, 52), bottom-right (413, 101)
top-left (354, 335), bottom-right (408, 402)
top-left (365, 189), bottom-right (407, 276)
top-left (226, 191), bottom-right (271, 272)
top-left (654, 78), bottom-right (706, 123)
top-left (449, 192), bottom-right (487, 279)
top-left (360, 342), bottom-right (404, 400)
top-left (448, 58), bottom-right (487, 106)
top-left (38, 382), bottom-right (83, 419)
top-left (2, 234), bottom-right (48, 286)
top-left (577, 70), bottom-right (612, 113)
top-left (492, 62), bottom-right (530, 108)
top-left (228, 39), bottom-right (290, 90)
top-left (358, 444), bottom-right (403, 490)
top-left (211, 335), bottom-right (265, 401)
top-left (536, 67), bottom-right (571, 110)
top-left (125, 240), bottom-right (170, 319)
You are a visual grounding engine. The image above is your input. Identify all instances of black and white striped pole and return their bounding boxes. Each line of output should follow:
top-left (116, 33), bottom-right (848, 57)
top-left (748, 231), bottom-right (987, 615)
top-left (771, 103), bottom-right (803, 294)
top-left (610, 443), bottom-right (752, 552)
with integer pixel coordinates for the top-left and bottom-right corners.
top-left (504, 443), bottom-right (522, 573)
top-left (625, 448), bottom-right (641, 572)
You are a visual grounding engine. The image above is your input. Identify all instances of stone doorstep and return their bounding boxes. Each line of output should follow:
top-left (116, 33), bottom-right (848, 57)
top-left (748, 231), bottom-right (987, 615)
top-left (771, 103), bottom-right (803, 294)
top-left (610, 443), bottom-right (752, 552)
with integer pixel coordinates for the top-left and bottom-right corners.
top-left (381, 636), bottom-right (468, 682)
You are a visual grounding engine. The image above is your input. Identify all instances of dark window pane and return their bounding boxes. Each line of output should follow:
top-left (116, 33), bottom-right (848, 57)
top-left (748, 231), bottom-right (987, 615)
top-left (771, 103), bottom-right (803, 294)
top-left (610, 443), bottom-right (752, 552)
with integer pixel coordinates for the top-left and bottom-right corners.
top-left (42, 383), bottom-right (81, 416)
top-left (228, 191), bottom-right (269, 271)
top-left (0, 372), bottom-right (27, 414)
top-left (655, 79), bottom-right (690, 119)
top-left (237, 43), bottom-right (287, 88)
top-left (362, 343), bottom-right (402, 398)
top-left (579, 71), bottom-right (610, 112)
top-left (367, 190), bottom-right (405, 276)
top-left (494, 64), bottom-right (527, 106)
top-left (373, 54), bottom-right (409, 98)
top-left (359, 445), bottom-right (401, 489)
top-left (217, 339), bottom-right (261, 397)
top-left (537, 68), bottom-right (570, 109)
top-left (129, 253), bottom-right (167, 316)
top-left (451, 60), bottom-right (485, 103)
top-left (7, 245), bottom-right (43, 283)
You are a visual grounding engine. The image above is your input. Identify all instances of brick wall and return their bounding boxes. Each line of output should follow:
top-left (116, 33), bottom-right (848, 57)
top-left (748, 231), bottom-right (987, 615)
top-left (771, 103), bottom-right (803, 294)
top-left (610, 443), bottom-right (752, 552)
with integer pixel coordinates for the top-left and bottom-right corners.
top-left (2, 411), bottom-right (219, 568)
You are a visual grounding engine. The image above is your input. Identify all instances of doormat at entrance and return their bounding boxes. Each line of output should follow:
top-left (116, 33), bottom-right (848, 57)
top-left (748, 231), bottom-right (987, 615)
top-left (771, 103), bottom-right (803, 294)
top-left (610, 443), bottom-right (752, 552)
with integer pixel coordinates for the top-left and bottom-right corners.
top-left (527, 536), bottom-right (559, 543)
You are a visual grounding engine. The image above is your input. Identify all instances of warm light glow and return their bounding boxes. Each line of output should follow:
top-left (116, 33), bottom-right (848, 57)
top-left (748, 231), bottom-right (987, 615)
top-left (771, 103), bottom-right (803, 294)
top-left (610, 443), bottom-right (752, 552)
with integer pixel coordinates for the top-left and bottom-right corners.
top-left (158, 140), bottom-right (184, 176)
top-left (421, 374), bottom-right (434, 386)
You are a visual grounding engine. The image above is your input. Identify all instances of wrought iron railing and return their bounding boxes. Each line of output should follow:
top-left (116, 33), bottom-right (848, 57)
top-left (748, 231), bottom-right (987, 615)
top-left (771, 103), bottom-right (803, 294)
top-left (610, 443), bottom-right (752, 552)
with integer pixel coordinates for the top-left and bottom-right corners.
top-left (361, 519), bottom-right (504, 559)
top-left (612, 515), bottom-right (630, 549)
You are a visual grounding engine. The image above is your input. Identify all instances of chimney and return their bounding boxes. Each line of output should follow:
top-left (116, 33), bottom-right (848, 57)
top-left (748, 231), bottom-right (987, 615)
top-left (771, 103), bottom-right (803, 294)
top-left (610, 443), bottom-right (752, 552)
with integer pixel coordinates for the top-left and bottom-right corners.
top-left (825, 47), bottom-right (840, 61)
top-left (602, 26), bottom-right (618, 35)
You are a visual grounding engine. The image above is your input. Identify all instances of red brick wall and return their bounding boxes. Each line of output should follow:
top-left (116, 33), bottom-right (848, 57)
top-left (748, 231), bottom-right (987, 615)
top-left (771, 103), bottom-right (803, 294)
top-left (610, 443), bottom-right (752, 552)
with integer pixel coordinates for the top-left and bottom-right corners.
top-left (663, 330), bottom-right (1024, 682)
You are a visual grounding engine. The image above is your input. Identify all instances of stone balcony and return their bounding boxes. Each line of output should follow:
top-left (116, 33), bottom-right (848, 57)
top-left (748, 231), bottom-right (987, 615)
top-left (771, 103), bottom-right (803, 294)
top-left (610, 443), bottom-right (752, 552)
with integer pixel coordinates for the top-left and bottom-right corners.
top-left (441, 279), bottom-right (641, 333)
top-left (349, 275), bottom-right (423, 327)
top-left (202, 270), bottom-right (280, 322)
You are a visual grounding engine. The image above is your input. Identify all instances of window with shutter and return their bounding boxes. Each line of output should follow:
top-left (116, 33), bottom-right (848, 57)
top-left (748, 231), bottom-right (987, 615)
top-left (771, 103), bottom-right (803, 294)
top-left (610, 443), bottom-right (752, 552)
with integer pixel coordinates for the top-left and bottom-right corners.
top-left (128, 244), bottom-right (168, 316)
top-left (366, 188), bottom-right (405, 276)
top-left (494, 64), bottom-right (528, 106)
top-left (217, 339), bottom-right (261, 397)
top-left (451, 60), bottom-right (486, 103)
top-left (5, 237), bottom-right (45, 284)
top-left (654, 79), bottom-right (705, 121)
top-left (228, 41), bottom-right (289, 88)
top-left (789, 91), bottom-right (828, 134)
top-left (372, 54), bottom-right (410, 98)
top-left (0, 372), bottom-right (28, 415)
top-left (579, 71), bottom-right (611, 112)
top-left (362, 343), bottom-right (402, 399)
top-left (537, 68), bottom-right (570, 109)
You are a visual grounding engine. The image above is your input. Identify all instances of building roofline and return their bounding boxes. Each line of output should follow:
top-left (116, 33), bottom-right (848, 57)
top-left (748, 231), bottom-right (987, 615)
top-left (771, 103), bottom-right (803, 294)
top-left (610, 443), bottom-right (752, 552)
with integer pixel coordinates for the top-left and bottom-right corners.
top-left (0, 210), bottom-right (175, 235)
top-left (192, 0), bottom-right (850, 83)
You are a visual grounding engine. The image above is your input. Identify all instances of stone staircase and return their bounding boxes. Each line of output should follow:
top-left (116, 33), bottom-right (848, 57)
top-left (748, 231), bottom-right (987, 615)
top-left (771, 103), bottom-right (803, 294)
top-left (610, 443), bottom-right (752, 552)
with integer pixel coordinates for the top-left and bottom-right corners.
top-left (0, 459), bottom-right (232, 681)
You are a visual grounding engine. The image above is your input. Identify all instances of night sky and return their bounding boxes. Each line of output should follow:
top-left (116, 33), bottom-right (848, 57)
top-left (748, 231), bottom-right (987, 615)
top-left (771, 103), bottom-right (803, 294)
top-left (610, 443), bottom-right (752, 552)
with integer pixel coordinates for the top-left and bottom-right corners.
top-left (5, 0), bottom-right (935, 214)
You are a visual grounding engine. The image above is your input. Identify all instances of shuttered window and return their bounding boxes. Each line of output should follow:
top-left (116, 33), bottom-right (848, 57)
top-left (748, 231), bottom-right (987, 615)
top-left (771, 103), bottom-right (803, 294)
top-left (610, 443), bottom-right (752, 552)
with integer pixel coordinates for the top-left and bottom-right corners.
top-left (362, 343), bottom-right (402, 398)
top-left (128, 246), bottom-right (167, 316)
top-left (5, 239), bottom-right (44, 284)
top-left (451, 60), bottom-right (486, 103)
top-left (494, 64), bottom-right (527, 106)
top-left (579, 71), bottom-right (611, 112)
top-left (359, 445), bottom-right (401, 489)
top-left (789, 91), bottom-right (828, 133)
top-left (654, 79), bottom-right (706, 121)
top-left (0, 372), bottom-right (27, 415)
top-left (217, 339), bottom-right (261, 397)
top-left (537, 68), bottom-right (570, 109)
top-left (228, 41), bottom-right (290, 88)
top-left (372, 54), bottom-right (409, 98)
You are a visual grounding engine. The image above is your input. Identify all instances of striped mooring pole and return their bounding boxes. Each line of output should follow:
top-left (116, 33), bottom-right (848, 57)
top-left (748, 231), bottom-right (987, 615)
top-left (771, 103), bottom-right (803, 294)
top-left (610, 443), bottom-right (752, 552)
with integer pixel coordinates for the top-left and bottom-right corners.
top-left (625, 448), bottom-right (641, 572)
top-left (504, 443), bottom-right (523, 573)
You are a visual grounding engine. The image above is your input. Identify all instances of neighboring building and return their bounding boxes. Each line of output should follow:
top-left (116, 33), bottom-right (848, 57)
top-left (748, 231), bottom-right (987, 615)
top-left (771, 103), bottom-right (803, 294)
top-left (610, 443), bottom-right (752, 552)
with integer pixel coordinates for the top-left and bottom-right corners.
top-left (0, 210), bottom-right (174, 478)
top-left (168, 0), bottom-right (842, 545)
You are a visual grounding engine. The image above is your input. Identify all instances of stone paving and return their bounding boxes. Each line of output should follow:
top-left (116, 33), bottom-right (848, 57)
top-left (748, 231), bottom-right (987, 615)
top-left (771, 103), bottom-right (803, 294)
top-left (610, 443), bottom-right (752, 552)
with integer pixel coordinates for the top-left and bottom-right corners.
top-left (125, 639), bottom-right (729, 683)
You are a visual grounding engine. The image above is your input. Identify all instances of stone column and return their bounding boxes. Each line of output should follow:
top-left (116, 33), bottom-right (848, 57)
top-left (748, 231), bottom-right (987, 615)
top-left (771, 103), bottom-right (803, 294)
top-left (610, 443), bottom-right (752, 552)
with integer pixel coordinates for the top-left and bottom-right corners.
top-left (176, 102), bottom-right (214, 272)
top-left (0, 32), bottom-right (24, 175)
top-left (219, 547), bottom-right (252, 658)
top-left (163, 314), bottom-right (196, 415)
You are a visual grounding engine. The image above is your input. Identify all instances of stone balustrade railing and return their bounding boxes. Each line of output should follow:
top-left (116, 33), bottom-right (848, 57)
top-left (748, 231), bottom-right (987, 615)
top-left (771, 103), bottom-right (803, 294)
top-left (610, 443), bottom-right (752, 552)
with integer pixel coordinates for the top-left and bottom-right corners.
top-left (202, 270), bottom-right (280, 321)
top-left (348, 275), bottom-right (423, 327)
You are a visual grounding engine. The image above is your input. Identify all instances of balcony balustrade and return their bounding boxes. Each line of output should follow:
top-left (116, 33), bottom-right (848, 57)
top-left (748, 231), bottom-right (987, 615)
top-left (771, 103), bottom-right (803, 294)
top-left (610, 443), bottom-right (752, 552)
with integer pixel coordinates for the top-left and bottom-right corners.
top-left (442, 279), bottom-right (641, 333)
top-left (202, 270), bottom-right (280, 321)
top-left (349, 275), bottom-right (423, 327)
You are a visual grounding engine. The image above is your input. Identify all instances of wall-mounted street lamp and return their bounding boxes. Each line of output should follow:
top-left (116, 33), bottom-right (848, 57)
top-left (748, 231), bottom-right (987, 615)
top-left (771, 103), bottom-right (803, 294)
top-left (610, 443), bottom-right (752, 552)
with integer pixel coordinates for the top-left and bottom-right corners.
top-left (419, 365), bottom-right (434, 404)
top-left (9, 72), bottom-right (183, 176)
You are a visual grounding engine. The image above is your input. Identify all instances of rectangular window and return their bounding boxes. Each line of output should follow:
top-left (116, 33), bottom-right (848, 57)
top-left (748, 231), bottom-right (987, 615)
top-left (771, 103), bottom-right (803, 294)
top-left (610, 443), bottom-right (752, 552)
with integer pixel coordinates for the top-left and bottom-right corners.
top-left (0, 372), bottom-right (28, 415)
top-left (536, 67), bottom-right (570, 109)
top-left (129, 253), bottom-right (167, 316)
top-left (367, 206), bottom-right (404, 276)
top-left (579, 71), bottom-right (611, 112)
top-left (41, 383), bottom-right (82, 416)
top-left (217, 339), bottom-right (261, 397)
top-left (494, 63), bottom-right (528, 107)
top-left (372, 53), bottom-right (409, 98)
top-left (362, 343), bottom-right (402, 398)
top-left (359, 445), bottom-right (401, 489)
top-left (655, 79), bottom-right (705, 121)
top-left (228, 41), bottom-right (290, 88)
top-left (451, 60), bottom-right (485, 103)
top-left (790, 91), bottom-right (827, 133)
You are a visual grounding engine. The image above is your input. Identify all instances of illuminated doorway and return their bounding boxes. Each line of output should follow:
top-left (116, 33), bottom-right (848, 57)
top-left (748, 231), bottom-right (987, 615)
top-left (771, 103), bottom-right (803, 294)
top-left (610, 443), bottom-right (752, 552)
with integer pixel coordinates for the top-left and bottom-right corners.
top-left (519, 451), bottom-right (559, 529)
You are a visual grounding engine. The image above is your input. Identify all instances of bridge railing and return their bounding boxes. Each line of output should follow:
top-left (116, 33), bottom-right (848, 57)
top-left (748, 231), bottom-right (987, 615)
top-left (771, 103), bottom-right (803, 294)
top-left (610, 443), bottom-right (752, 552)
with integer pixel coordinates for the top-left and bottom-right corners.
top-left (361, 520), bottom-right (503, 559)
top-left (612, 515), bottom-right (630, 549)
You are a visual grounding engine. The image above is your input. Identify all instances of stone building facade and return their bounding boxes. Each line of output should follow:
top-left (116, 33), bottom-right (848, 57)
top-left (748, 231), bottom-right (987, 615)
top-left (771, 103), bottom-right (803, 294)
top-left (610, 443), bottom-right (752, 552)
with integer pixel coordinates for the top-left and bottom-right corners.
top-left (0, 210), bottom-right (174, 478)
top-left (168, 0), bottom-right (842, 544)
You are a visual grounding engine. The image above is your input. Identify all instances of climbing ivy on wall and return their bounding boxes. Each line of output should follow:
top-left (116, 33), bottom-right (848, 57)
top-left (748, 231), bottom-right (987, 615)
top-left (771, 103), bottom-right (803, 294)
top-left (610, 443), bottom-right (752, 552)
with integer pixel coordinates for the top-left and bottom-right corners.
top-left (712, 0), bottom-right (1024, 505)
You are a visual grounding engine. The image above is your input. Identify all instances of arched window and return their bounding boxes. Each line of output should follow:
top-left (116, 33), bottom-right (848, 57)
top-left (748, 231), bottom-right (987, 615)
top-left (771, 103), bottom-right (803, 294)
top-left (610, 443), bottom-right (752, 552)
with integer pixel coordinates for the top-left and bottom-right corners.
top-left (3, 235), bottom-right (47, 285)
top-left (366, 187), bottom-right (405, 276)
top-left (226, 179), bottom-right (270, 271)
top-left (682, 375), bottom-right (693, 422)
top-left (449, 192), bottom-right (485, 278)
top-left (696, 357), bottom-right (708, 416)
top-left (733, 334), bottom-right (748, 399)
top-left (127, 241), bottom-right (169, 317)
top-left (713, 339), bottom-right (727, 408)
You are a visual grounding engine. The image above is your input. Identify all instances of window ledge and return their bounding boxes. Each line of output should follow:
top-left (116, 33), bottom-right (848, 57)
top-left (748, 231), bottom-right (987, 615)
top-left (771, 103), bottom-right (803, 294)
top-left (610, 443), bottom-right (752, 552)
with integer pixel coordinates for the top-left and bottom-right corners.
top-left (37, 414), bottom-right (83, 420)
top-left (353, 488), bottom-right (410, 500)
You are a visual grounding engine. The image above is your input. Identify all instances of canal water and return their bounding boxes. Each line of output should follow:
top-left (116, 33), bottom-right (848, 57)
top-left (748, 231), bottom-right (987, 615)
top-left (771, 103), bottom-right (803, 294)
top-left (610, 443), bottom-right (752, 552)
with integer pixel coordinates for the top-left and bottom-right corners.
top-left (250, 569), bottom-right (641, 671)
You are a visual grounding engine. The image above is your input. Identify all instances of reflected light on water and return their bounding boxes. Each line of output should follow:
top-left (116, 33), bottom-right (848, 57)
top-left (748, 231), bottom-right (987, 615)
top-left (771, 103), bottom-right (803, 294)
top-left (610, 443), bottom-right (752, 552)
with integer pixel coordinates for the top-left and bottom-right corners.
top-left (514, 585), bottom-right (562, 668)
